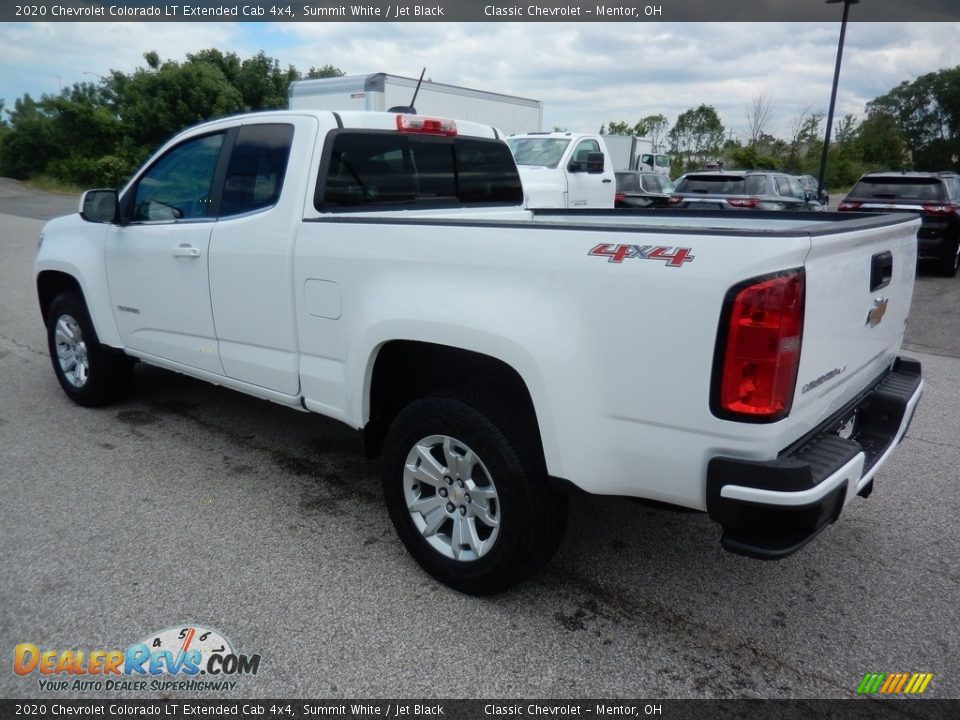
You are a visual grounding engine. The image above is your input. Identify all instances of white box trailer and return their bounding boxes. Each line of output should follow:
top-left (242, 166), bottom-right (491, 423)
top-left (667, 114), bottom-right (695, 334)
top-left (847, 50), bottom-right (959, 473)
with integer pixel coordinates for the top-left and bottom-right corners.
top-left (288, 73), bottom-right (544, 136)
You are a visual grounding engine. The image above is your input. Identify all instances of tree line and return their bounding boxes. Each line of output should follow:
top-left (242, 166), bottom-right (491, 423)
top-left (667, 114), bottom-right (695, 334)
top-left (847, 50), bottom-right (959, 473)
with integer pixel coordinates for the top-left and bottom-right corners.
top-left (1, 53), bottom-right (958, 190)
top-left (599, 65), bottom-right (960, 185)
top-left (0, 50), bottom-right (343, 188)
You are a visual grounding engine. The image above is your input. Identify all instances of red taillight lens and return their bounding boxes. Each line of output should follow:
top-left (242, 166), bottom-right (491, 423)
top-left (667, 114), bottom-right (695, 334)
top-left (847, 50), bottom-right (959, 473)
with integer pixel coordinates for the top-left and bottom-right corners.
top-left (714, 270), bottom-right (805, 422)
top-left (922, 203), bottom-right (959, 217)
top-left (615, 193), bottom-right (625, 203)
top-left (727, 198), bottom-right (760, 208)
top-left (395, 114), bottom-right (457, 136)
top-left (668, 196), bottom-right (683, 205)
top-left (838, 201), bottom-right (862, 211)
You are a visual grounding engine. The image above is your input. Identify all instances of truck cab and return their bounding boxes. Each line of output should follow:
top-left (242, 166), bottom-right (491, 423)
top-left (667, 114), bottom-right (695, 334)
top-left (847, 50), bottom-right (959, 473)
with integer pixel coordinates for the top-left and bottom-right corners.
top-left (505, 132), bottom-right (616, 209)
top-left (601, 134), bottom-right (671, 177)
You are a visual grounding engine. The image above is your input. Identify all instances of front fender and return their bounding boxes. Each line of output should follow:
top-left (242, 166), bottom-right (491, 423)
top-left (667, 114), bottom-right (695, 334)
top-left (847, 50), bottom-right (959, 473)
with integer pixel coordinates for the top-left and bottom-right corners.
top-left (35, 214), bottom-right (122, 348)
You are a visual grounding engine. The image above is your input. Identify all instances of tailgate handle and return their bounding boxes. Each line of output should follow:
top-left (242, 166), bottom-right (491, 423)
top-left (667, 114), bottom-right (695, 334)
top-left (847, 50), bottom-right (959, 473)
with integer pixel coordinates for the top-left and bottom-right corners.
top-left (870, 251), bottom-right (893, 292)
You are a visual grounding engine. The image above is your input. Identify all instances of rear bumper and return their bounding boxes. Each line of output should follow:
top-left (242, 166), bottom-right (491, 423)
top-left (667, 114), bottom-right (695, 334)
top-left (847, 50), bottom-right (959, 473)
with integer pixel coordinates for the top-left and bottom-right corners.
top-left (917, 219), bottom-right (957, 259)
top-left (706, 358), bottom-right (923, 559)
top-left (917, 235), bottom-right (957, 259)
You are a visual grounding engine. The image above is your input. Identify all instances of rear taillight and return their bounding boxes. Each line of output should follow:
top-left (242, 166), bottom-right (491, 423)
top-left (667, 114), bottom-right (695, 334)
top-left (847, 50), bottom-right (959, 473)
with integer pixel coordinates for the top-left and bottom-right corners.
top-left (838, 200), bottom-right (862, 211)
top-left (668, 196), bottom-right (683, 205)
top-left (713, 269), bottom-right (805, 422)
top-left (922, 203), bottom-right (959, 217)
top-left (727, 198), bottom-right (760, 208)
top-left (615, 193), bottom-right (625, 203)
top-left (395, 114), bottom-right (457, 136)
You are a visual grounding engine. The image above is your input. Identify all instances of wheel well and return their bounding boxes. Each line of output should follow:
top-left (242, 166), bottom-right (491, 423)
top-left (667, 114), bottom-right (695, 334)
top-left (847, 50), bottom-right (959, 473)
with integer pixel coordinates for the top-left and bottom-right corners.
top-left (37, 271), bottom-right (82, 323)
top-left (365, 341), bottom-right (543, 460)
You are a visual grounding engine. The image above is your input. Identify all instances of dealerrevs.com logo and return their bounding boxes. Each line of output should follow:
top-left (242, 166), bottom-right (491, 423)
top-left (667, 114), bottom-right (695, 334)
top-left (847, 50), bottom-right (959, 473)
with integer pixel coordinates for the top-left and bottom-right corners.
top-left (856, 672), bottom-right (934, 695)
top-left (14, 625), bottom-right (261, 693)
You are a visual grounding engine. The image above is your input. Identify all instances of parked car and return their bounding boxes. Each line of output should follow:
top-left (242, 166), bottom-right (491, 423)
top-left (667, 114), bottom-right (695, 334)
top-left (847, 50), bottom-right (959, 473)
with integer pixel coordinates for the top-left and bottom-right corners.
top-left (838, 171), bottom-right (960, 277)
top-left (669, 171), bottom-right (824, 211)
top-left (614, 171), bottom-right (675, 208)
top-left (796, 175), bottom-right (829, 207)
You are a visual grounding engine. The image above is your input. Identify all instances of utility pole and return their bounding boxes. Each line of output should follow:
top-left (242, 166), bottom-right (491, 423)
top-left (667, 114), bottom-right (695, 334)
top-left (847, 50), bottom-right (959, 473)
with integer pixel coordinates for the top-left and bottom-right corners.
top-left (817, 0), bottom-right (860, 203)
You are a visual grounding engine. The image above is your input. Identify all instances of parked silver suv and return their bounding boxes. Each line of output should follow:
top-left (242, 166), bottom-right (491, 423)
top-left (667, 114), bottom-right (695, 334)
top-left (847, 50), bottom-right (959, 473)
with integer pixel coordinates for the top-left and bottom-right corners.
top-left (670, 171), bottom-right (825, 211)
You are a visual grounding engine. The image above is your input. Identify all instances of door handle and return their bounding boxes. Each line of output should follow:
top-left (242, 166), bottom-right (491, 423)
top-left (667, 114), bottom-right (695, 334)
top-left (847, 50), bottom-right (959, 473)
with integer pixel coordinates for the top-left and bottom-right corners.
top-left (870, 251), bottom-right (893, 291)
top-left (172, 245), bottom-right (201, 258)
top-left (602, 178), bottom-right (613, 183)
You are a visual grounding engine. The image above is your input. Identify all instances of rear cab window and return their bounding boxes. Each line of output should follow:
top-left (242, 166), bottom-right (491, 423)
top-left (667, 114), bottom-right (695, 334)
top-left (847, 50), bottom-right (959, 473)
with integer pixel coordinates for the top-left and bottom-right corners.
top-left (317, 131), bottom-right (523, 210)
top-left (221, 124), bottom-right (295, 217)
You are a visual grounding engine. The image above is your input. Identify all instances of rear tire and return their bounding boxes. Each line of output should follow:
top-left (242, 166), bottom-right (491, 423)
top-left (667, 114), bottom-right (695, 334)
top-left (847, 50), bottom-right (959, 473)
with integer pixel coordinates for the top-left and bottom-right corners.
top-left (46, 291), bottom-right (134, 406)
top-left (938, 240), bottom-right (959, 277)
top-left (381, 387), bottom-right (567, 595)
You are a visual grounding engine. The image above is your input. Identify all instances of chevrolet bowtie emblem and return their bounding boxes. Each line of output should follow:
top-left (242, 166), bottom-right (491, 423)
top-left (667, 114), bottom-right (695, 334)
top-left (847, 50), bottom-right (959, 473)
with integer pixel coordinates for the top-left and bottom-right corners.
top-left (866, 297), bottom-right (889, 327)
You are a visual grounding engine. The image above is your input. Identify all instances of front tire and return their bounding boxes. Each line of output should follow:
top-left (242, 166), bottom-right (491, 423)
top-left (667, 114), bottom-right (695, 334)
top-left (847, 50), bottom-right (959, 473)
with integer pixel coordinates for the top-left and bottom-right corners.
top-left (46, 291), bottom-right (133, 406)
top-left (381, 388), bottom-right (567, 595)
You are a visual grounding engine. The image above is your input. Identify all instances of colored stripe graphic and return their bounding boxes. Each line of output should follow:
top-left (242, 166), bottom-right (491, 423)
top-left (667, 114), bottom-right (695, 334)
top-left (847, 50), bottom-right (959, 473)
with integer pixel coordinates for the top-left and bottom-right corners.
top-left (857, 672), bottom-right (933, 695)
top-left (857, 673), bottom-right (885, 694)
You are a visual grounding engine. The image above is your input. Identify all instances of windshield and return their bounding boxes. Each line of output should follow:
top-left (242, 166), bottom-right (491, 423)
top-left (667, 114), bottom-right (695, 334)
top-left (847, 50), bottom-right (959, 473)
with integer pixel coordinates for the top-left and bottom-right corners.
top-left (506, 138), bottom-right (571, 169)
top-left (848, 177), bottom-right (947, 203)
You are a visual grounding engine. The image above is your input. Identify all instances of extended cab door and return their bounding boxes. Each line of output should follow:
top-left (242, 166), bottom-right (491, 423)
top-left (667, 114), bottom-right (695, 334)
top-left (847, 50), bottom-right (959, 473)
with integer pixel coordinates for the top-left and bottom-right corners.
top-left (105, 131), bottom-right (227, 374)
top-left (207, 119), bottom-right (310, 396)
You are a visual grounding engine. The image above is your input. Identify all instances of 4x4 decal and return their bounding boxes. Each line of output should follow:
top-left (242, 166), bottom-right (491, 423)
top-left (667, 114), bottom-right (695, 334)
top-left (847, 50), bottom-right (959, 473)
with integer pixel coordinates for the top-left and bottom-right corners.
top-left (589, 243), bottom-right (695, 267)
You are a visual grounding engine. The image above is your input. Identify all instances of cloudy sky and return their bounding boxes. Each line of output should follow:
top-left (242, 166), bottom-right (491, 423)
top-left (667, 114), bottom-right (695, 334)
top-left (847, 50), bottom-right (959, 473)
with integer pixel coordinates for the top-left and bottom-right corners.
top-left (2, 21), bottom-right (960, 141)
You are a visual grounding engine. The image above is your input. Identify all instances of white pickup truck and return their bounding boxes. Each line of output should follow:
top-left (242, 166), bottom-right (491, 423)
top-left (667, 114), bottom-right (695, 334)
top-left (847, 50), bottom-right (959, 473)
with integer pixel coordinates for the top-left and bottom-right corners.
top-left (35, 110), bottom-right (923, 595)
top-left (506, 131), bottom-right (616, 208)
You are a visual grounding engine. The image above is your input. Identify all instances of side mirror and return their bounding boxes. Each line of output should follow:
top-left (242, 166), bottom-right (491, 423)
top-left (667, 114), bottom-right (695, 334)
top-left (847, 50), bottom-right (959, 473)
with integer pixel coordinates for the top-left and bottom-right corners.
top-left (80, 189), bottom-right (119, 224)
top-left (585, 151), bottom-right (605, 174)
top-left (569, 150), bottom-right (606, 173)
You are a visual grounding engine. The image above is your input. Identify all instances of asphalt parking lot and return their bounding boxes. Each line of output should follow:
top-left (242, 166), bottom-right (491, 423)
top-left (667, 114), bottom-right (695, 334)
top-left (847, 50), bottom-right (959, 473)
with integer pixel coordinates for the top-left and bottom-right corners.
top-left (1, 180), bottom-right (958, 702)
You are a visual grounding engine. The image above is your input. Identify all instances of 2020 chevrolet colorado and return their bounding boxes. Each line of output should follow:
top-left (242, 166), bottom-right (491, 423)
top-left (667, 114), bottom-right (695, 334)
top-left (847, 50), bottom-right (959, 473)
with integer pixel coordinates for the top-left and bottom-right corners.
top-left (35, 110), bottom-right (923, 594)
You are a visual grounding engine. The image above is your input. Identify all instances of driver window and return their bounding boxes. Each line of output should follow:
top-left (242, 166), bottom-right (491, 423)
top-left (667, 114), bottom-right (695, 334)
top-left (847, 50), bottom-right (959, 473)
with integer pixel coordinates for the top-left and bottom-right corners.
top-left (573, 139), bottom-right (600, 163)
top-left (132, 133), bottom-right (225, 222)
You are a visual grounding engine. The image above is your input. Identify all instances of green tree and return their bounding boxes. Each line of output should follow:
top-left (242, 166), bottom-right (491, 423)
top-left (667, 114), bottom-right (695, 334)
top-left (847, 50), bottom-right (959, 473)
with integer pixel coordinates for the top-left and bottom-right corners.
top-left (600, 120), bottom-right (647, 136)
top-left (0, 49), bottom-right (345, 186)
top-left (857, 111), bottom-right (908, 168)
top-left (668, 104), bottom-right (724, 171)
top-left (642, 114), bottom-right (669, 151)
top-left (599, 114), bottom-right (669, 150)
top-left (866, 68), bottom-right (960, 153)
top-left (729, 145), bottom-right (778, 170)
top-left (0, 94), bottom-right (57, 180)
top-left (823, 114), bottom-right (865, 188)
top-left (0, 99), bottom-right (9, 153)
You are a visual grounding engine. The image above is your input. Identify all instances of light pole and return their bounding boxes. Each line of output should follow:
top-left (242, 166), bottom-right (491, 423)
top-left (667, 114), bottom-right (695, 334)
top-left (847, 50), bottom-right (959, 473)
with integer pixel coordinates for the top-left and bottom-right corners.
top-left (817, 0), bottom-right (859, 203)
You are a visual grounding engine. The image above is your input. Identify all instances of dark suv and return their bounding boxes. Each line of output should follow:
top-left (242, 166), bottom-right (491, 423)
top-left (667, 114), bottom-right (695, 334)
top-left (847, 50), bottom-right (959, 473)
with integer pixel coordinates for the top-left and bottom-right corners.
top-left (839, 172), bottom-right (960, 277)
top-left (670, 171), bottom-right (824, 211)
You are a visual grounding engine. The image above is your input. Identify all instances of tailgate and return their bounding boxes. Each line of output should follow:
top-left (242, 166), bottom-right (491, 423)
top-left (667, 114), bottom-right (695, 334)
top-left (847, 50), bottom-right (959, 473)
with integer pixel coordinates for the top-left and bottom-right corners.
top-left (790, 214), bottom-right (919, 428)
